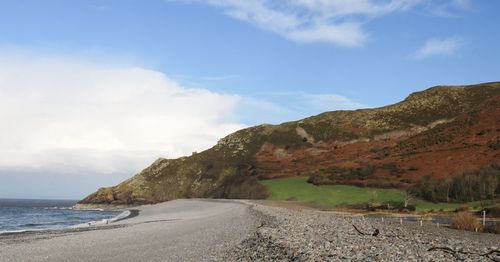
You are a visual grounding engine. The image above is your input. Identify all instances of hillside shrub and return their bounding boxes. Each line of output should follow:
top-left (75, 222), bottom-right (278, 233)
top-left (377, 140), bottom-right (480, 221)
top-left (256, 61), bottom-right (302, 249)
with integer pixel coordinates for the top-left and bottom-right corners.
top-left (489, 140), bottom-right (500, 150)
top-left (382, 163), bottom-right (404, 177)
top-left (409, 164), bottom-right (500, 202)
top-left (307, 171), bottom-right (331, 185)
top-left (346, 201), bottom-right (416, 212)
top-left (408, 165), bottom-right (419, 171)
top-left (351, 162), bottom-right (375, 179)
top-left (452, 212), bottom-right (481, 231)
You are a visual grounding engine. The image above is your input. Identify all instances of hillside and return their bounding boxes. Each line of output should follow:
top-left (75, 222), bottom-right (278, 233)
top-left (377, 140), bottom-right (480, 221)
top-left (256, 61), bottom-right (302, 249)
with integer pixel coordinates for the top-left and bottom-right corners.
top-left (79, 82), bottom-right (500, 205)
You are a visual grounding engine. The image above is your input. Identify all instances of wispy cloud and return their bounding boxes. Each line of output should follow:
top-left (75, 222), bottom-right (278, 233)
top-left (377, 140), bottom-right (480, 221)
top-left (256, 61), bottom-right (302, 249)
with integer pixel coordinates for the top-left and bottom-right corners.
top-left (411, 37), bottom-right (464, 59)
top-left (263, 91), bottom-right (367, 111)
top-left (171, 0), bottom-right (422, 47)
top-left (238, 91), bottom-right (367, 125)
top-left (171, 0), bottom-right (469, 47)
top-left (302, 93), bottom-right (368, 111)
top-left (427, 0), bottom-right (471, 17)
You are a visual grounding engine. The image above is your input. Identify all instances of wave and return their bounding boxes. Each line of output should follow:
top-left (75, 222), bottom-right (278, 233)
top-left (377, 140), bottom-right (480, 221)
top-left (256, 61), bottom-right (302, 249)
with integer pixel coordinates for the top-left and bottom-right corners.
top-left (0, 229), bottom-right (29, 235)
top-left (0, 209), bottom-right (127, 236)
top-left (72, 208), bottom-right (105, 211)
top-left (70, 210), bottom-right (131, 228)
top-left (0, 228), bottom-right (46, 235)
top-left (43, 206), bottom-right (74, 210)
top-left (110, 210), bottom-right (131, 222)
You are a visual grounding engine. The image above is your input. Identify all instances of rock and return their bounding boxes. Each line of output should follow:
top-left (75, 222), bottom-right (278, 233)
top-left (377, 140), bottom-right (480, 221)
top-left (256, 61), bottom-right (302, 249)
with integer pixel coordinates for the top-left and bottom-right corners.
top-left (224, 203), bottom-right (500, 261)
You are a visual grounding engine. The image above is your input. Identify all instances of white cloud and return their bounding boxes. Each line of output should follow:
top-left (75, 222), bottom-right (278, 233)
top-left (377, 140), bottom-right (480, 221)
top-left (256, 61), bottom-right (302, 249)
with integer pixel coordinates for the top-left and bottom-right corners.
top-left (263, 91), bottom-right (366, 111)
top-left (0, 49), bottom-right (367, 168)
top-left (0, 52), bottom-right (246, 174)
top-left (285, 22), bottom-right (365, 47)
top-left (291, 0), bottom-right (420, 16)
top-left (427, 0), bottom-right (471, 17)
top-left (173, 0), bottom-right (421, 47)
top-left (301, 93), bottom-right (368, 111)
top-left (172, 0), bottom-right (467, 47)
top-left (238, 91), bottom-right (367, 125)
top-left (411, 37), bottom-right (464, 59)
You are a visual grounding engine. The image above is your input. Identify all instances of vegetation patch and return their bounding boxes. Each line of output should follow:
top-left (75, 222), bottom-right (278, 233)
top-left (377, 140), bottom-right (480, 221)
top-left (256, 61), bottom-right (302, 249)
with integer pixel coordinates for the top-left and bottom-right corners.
top-left (261, 176), bottom-right (497, 212)
top-left (409, 164), bottom-right (500, 202)
top-left (261, 176), bottom-right (404, 206)
top-left (451, 211), bottom-right (481, 231)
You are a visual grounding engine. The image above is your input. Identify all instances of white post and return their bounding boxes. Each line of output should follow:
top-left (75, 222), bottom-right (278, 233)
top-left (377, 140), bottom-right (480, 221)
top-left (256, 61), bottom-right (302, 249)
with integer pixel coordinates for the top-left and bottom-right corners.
top-left (420, 220), bottom-right (423, 227)
top-left (400, 218), bottom-right (403, 225)
top-left (483, 210), bottom-right (486, 226)
top-left (437, 222), bottom-right (439, 228)
top-left (381, 217), bottom-right (384, 222)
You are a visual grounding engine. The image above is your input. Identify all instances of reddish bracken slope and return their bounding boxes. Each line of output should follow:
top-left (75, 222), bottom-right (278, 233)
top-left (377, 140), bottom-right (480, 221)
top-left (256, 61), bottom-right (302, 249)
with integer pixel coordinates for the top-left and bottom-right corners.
top-left (256, 92), bottom-right (499, 188)
top-left (80, 82), bottom-right (500, 205)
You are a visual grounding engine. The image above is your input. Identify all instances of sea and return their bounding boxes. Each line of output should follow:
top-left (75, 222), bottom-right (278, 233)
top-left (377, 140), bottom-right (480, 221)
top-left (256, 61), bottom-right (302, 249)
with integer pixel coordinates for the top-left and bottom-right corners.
top-left (0, 198), bottom-right (122, 234)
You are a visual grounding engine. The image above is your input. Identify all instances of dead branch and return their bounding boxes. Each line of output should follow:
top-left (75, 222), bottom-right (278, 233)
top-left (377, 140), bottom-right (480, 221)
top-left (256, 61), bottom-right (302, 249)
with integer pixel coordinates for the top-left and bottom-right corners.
top-left (352, 224), bottom-right (368, 235)
top-left (428, 246), bottom-right (457, 254)
top-left (352, 224), bottom-right (379, 236)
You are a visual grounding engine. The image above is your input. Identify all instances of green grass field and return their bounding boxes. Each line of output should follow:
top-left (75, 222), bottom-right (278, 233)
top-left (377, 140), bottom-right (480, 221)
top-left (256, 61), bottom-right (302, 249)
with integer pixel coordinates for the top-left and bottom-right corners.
top-left (260, 176), bottom-right (491, 212)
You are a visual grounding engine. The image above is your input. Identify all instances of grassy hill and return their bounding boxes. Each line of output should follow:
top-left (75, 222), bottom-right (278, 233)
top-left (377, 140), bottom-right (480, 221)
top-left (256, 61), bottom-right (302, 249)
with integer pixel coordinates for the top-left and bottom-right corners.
top-left (261, 176), bottom-right (494, 212)
top-left (79, 82), bottom-right (500, 206)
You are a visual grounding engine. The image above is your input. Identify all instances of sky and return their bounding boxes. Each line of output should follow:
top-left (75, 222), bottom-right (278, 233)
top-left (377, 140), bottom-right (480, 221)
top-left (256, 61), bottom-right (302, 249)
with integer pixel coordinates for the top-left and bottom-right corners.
top-left (0, 0), bottom-right (499, 199)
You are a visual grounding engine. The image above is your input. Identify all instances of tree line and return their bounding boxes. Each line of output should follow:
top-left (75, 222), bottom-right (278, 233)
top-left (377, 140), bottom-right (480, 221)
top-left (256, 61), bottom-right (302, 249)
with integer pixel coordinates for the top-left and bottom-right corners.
top-left (409, 164), bottom-right (500, 202)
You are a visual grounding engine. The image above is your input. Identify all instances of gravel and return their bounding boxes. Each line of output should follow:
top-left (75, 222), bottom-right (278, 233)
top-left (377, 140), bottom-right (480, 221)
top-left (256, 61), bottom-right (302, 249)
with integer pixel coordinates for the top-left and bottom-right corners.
top-left (1, 199), bottom-right (498, 261)
top-left (226, 203), bottom-right (500, 261)
top-left (0, 199), bottom-right (258, 262)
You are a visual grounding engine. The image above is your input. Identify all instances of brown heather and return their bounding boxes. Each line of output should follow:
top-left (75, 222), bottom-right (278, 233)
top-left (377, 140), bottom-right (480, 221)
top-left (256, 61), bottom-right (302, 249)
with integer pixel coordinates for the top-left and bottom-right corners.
top-left (79, 82), bottom-right (500, 205)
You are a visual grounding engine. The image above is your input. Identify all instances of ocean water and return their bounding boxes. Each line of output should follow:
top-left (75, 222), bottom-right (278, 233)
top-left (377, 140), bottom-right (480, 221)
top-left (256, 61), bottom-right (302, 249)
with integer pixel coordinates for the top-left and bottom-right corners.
top-left (0, 199), bottom-right (121, 234)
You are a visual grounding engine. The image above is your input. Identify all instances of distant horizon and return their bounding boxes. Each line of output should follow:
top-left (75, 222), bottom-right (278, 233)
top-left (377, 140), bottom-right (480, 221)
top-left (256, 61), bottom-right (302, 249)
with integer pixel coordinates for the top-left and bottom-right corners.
top-left (0, 197), bottom-right (80, 201)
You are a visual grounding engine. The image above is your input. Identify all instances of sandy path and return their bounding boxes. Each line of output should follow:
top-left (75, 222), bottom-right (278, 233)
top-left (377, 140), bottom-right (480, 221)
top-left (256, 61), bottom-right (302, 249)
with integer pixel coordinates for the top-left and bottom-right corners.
top-left (0, 199), bottom-right (257, 262)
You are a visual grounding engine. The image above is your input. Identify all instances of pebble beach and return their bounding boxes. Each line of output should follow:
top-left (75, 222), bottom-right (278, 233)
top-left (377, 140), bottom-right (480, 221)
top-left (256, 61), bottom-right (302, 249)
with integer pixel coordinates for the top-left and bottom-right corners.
top-left (0, 199), bottom-right (498, 261)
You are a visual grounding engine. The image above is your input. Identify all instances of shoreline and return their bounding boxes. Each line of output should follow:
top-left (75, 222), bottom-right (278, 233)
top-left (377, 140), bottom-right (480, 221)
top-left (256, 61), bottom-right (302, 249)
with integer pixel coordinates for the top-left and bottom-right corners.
top-left (1, 199), bottom-right (498, 261)
top-left (74, 198), bottom-right (500, 230)
top-left (0, 199), bottom-right (258, 261)
top-left (0, 208), bottom-right (136, 237)
top-left (73, 203), bottom-right (137, 211)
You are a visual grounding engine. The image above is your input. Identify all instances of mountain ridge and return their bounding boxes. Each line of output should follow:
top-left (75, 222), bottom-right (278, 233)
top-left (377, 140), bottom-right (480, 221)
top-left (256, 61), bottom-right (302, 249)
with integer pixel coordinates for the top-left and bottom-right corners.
top-left (79, 82), bottom-right (500, 205)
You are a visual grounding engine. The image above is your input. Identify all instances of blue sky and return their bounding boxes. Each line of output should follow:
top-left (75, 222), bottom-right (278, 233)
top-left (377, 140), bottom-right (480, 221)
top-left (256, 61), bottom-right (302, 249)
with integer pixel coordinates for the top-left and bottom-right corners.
top-left (0, 0), bottom-right (499, 199)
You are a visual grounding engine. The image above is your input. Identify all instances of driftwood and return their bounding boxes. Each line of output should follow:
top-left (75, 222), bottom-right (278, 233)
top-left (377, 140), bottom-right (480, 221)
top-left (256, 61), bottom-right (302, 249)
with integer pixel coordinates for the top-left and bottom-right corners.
top-left (352, 224), bottom-right (379, 236)
top-left (428, 246), bottom-right (500, 261)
